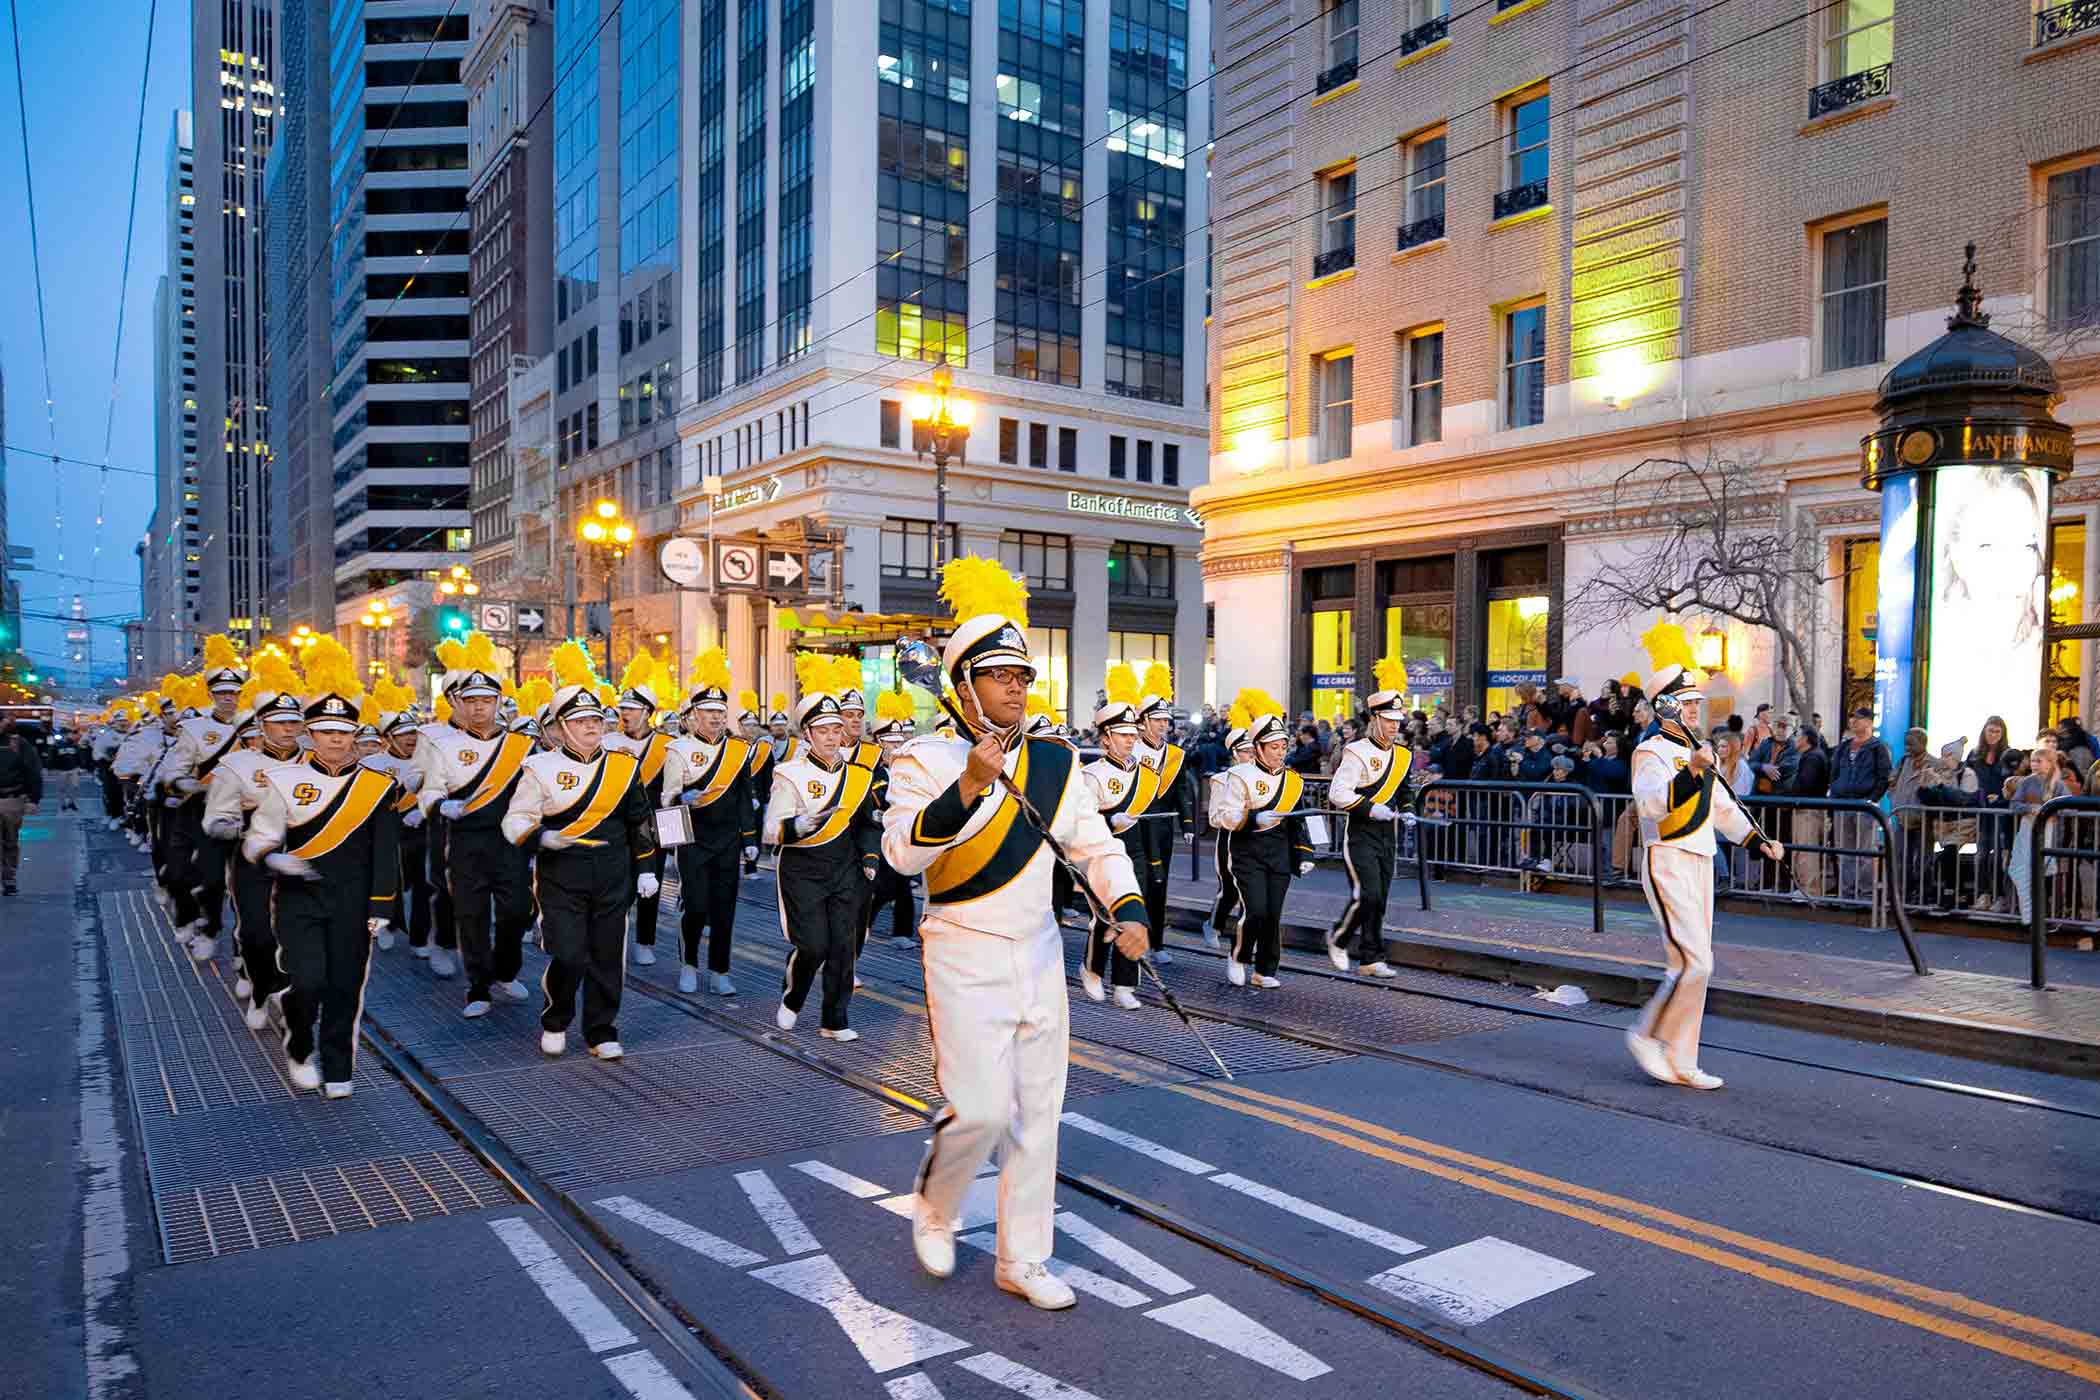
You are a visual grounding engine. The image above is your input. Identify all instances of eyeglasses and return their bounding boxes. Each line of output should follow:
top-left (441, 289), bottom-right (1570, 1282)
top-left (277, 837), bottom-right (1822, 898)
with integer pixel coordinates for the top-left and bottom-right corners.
top-left (976, 667), bottom-right (1034, 688)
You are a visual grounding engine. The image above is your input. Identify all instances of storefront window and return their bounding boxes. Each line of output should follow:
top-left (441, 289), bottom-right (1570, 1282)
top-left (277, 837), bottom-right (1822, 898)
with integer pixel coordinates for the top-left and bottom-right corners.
top-left (1483, 595), bottom-right (1548, 717)
top-left (1382, 603), bottom-right (1453, 714)
top-left (1107, 630), bottom-right (1172, 685)
top-left (1027, 625), bottom-right (1070, 722)
top-left (1841, 537), bottom-right (1879, 723)
top-left (2047, 521), bottom-right (2086, 727)
top-left (1309, 609), bottom-right (1355, 723)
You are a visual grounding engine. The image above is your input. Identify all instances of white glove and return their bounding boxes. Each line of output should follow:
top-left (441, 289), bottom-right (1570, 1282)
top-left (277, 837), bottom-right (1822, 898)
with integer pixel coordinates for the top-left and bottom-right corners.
top-left (679, 787), bottom-right (703, 805)
top-left (1110, 813), bottom-right (1135, 832)
top-left (742, 845), bottom-right (758, 861)
top-left (164, 796), bottom-right (184, 808)
top-left (637, 873), bottom-right (659, 899)
top-left (438, 799), bottom-right (467, 821)
top-left (1297, 861), bottom-right (1314, 877)
top-left (862, 866), bottom-right (876, 882)
top-left (536, 828), bottom-right (575, 851)
top-left (202, 818), bottom-right (242, 842)
top-left (172, 776), bottom-right (203, 796)
top-left (264, 852), bottom-right (318, 880)
top-left (793, 812), bottom-right (824, 837)
top-left (1254, 810), bottom-right (1283, 830)
top-left (368, 918), bottom-right (384, 934)
top-left (401, 807), bottom-right (426, 829)
top-left (1369, 803), bottom-right (1397, 823)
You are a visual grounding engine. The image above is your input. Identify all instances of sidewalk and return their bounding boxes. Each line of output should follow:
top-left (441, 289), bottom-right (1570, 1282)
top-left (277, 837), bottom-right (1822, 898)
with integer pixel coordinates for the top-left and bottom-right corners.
top-left (1161, 864), bottom-right (2100, 1076)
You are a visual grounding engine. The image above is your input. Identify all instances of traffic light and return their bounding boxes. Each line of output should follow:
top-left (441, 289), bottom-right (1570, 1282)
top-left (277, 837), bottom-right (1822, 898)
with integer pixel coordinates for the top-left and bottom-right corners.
top-left (438, 606), bottom-right (468, 634)
top-left (0, 614), bottom-right (14, 647)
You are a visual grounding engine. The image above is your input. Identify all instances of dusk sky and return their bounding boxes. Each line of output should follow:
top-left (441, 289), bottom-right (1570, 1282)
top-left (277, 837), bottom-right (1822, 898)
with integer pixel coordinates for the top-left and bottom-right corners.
top-left (1, 0), bottom-right (193, 675)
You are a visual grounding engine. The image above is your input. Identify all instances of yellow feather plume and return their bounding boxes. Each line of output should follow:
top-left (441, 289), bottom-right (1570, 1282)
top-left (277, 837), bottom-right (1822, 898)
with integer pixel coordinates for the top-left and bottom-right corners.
top-left (1373, 656), bottom-right (1408, 692)
top-left (371, 676), bottom-right (416, 716)
top-left (776, 609), bottom-right (801, 633)
top-left (737, 688), bottom-right (760, 714)
top-left (1105, 663), bottom-right (1139, 706)
top-left (939, 555), bottom-right (1029, 628)
top-left (358, 693), bottom-right (383, 727)
top-left (828, 654), bottom-right (864, 695)
top-left (1139, 662), bottom-right (1174, 701)
top-left (688, 646), bottom-right (733, 693)
top-left (769, 691), bottom-right (788, 714)
top-left (793, 651), bottom-right (833, 697)
top-left (875, 691), bottom-right (915, 723)
top-left (1026, 693), bottom-right (1056, 720)
top-left (1226, 701), bottom-right (1252, 732)
top-left (501, 677), bottom-right (518, 700)
top-left (200, 634), bottom-right (243, 672)
top-left (595, 681), bottom-right (619, 708)
top-left (516, 678), bottom-right (553, 715)
top-left (434, 694), bottom-right (453, 725)
top-left (1638, 620), bottom-right (1699, 680)
top-left (253, 651), bottom-right (304, 701)
top-left (1230, 687), bottom-right (1285, 722)
top-left (619, 650), bottom-right (661, 697)
top-left (433, 636), bottom-right (470, 673)
top-left (550, 639), bottom-right (597, 690)
top-left (301, 636), bottom-right (362, 702)
top-left (459, 630), bottom-right (498, 674)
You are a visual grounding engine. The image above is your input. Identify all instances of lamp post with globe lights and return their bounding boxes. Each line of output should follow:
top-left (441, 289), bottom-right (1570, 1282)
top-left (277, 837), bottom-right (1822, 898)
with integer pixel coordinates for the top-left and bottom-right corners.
top-left (908, 367), bottom-right (974, 570)
top-left (578, 499), bottom-right (635, 674)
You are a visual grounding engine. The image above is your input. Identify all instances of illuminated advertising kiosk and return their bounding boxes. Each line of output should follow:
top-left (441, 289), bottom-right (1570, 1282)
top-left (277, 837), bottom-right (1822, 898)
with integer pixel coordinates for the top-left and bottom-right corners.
top-left (1860, 248), bottom-right (2073, 751)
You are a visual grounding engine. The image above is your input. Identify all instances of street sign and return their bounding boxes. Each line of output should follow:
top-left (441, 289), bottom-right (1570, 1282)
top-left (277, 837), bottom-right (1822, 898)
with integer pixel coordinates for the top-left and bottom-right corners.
top-left (765, 548), bottom-right (805, 589)
top-left (478, 602), bottom-right (514, 635)
top-left (712, 475), bottom-right (783, 515)
top-left (515, 605), bottom-right (548, 636)
top-left (660, 537), bottom-right (708, 589)
top-left (716, 541), bottom-right (761, 589)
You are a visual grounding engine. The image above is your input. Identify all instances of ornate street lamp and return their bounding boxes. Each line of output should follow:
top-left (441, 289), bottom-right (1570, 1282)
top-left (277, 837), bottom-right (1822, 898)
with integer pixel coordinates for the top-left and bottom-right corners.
top-left (579, 499), bottom-right (635, 674)
top-left (908, 366), bottom-right (974, 571)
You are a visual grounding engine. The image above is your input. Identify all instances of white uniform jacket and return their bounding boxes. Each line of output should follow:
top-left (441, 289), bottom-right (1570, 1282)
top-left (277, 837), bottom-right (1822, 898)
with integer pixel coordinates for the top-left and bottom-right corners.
top-left (661, 734), bottom-right (754, 807)
top-left (141, 725), bottom-right (194, 799)
top-left (1632, 719), bottom-right (1764, 858)
top-left (1079, 754), bottom-right (1158, 836)
top-left (360, 750), bottom-right (425, 821)
top-left (1327, 738), bottom-right (1413, 816)
top-left (880, 731), bottom-right (1144, 946)
top-left (204, 745), bottom-right (303, 840)
top-left (500, 746), bottom-right (650, 855)
top-left (763, 751), bottom-right (877, 850)
top-left (111, 727), bottom-right (161, 782)
top-left (414, 722), bottom-right (534, 819)
top-left (163, 712), bottom-right (250, 804)
top-left (91, 727), bottom-right (125, 764)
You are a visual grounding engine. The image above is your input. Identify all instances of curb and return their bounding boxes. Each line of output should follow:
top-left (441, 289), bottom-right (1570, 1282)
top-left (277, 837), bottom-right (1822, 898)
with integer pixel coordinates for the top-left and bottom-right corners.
top-left (1160, 897), bottom-right (2100, 1080)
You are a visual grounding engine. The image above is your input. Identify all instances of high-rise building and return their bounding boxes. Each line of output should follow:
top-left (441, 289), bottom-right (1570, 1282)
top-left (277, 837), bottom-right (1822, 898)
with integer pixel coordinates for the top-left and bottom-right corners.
top-left (465, 0), bottom-right (556, 595)
top-left (191, 0), bottom-right (279, 646)
top-left (325, 1), bottom-right (474, 631)
top-left (0, 362), bottom-right (12, 656)
top-left (143, 111), bottom-right (200, 678)
top-left (545, 0), bottom-right (1213, 713)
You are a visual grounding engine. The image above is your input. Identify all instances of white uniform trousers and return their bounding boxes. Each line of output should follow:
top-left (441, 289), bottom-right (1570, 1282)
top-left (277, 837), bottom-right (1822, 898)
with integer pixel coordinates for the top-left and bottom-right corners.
top-left (915, 925), bottom-right (1070, 1265)
top-left (1636, 843), bottom-right (1717, 1070)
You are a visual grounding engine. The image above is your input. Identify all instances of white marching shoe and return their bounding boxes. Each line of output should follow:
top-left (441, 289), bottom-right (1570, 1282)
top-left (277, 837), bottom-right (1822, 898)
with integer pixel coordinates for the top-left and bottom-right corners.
top-left (678, 965), bottom-right (699, 993)
top-left (1363, 961), bottom-right (1398, 979)
top-left (853, 973), bottom-right (863, 989)
top-left (1625, 1029), bottom-right (1679, 1086)
top-left (1253, 974), bottom-right (1282, 989)
top-left (995, 1260), bottom-right (1077, 1311)
top-left (233, 974), bottom-right (252, 1001)
top-left (1080, 966), bottom-right (1106, 1002)
top-left (243, 998), bottom-right (270, 1031)
top-left (819, 1027), bottom-right (860, 1042)
top-left (634, 945), bottom-right (657, 966)
top-left (1153, 949), bottom-right (1174, 966)
top-left (411, 943), bottom-right (432, 960)
top-left (372, 924), bottom-right (396, 950)
top-left (285, 1055), bottom-right (321, 1092)
top-left (709, 973), bottom-right (736, 996)
top-left (775, 1002), bottom-right (797, 1031)
top-left (428, 946), bottom-right (457, 977)
top-left (1324, 929), bottom-right (1351, 972)
top-left (492, 980), bottom-right (528, 1002)
top-left (461, 999), bottom-right (491, 1019)
top-left (589, 1040), bottom-right (625, 1061)
top-left (912, 1196), bottom-right (955, 1278)
top-left (540, 1030), bottom-right (566, 1056)
top-left (1226, 959), bottom-right (1247, 987)
top-left (1201, 926), bottom-right (1221, 950)
top-left (323, 1081), bottom-right (354, 1100)
top-left (1113, 987), bottom-right (1141, 1011)
top-left (1673, 1063), bottom-right (1724, 1091)
top-left (187, 935), bottom-right (218, 962)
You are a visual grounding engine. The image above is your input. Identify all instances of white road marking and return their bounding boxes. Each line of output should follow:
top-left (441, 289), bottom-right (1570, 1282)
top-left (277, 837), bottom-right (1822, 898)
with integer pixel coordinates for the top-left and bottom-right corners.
top-left (1206, 1173), bottom-right (1425, 1256)
top-left (488, 1217), bottom-right (640, 1354)
top-left (80, 891), bottom-right (139, 1397)
top-left (1144, 1294), bottom-right (1334, 1381)
top-left (958, 1231), bottom-right (1150, 1308)
top-left (595, 1195), bottom-right (768, 1267)
top-left (735, 1169), bottom-right (821, 1254)
top-left (956, 1351), bottom-right (1111, 1399)
top-left (874, 1194), bottom-right (917, 1220)
top-left (603, 1349), bottom-right (702, 1400)
top-left (1368, 1236), bottom-right (1594, 1326)
top-left (793, 1160), bottom-right (891, 1199)
top-left (958, 1175), bottom-right (1001, 1229)
top-left (749, 1254), bottom-right (971, 1373)
top-left (1059, 1112), bottom-right (1216, 1174)
top-left (1053, 1210), bottom-right (1192, 1295)
top-left (885, 1374), bottom-right (947, 1400)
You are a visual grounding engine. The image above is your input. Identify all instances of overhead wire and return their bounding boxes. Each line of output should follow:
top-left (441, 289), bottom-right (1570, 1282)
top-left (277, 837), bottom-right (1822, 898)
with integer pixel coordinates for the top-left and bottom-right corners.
top-left (6, 0), bottom-right (61, 571)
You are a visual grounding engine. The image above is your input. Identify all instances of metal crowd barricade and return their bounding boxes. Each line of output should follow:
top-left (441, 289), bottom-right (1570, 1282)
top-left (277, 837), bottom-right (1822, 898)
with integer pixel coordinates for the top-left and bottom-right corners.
top-left (1884, 800), bottom-right (2027, 925)
top-left (1186, 772), bottom-right (1435, 912)
top-left (1416, 779), bottom-right (1605, 932)
top-left (2025, 795), bottom-right (2100, 989)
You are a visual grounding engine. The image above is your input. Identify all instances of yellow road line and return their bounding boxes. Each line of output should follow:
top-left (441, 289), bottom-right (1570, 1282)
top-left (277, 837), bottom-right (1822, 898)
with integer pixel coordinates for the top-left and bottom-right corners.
top-left (1182, 1080), bottom-right (2100, 1375)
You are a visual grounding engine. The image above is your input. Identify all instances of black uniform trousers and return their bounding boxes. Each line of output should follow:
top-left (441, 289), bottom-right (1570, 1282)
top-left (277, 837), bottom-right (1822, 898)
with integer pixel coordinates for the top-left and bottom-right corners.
top-left (229, 851), bottom-right (285, 1003)
top-left (778, 846), bottom-right (861, 1031)
top-left (858, 862), bottom-right (915, 952)
top-left (97, 763), bottom-right (124, 819)
top-left (1208, 830), bottom-right (1239, 934)
top-left (448, 822), bottom-right (531, 996)
top-left (394, 824), bottom-right (434, 946)
top-left (178, 801), bottom-right (229, 935)
top-left (1140, 824), bottom-right (1175, 954)
top-left (1087, 829), bottom-right (1148, 988)
top-left (675, 842), bottom-right (741, 972)
top-left (424, 818), bottom-right (458, 949)
top-left (152, 799), bottom-right (203, 928)
top-left (632, 846), bottom-right (667, 947)
top-left (272, 879), bottom-right (376, 1084)
top-left (536, 845), bottom-right (636, 1046)
top-left (1228, 828), bottom-right (1294, 977)
top-left (1332, 818), bottom-right (1396, 963)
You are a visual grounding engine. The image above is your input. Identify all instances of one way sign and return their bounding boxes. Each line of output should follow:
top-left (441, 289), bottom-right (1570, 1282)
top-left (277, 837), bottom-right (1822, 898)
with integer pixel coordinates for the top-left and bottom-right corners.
top-left (764, 548), bottom-right (805, 589)
top-left (515, 605), bottom-right (547, 636)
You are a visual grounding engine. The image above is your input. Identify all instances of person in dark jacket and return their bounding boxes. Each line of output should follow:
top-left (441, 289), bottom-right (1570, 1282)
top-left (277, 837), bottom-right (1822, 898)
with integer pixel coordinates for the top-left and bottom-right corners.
top-left (1788, 727), bottom-right (1832, 896)
top-left (1827, 707), bottom-right (1890, 900)
top-left (1966, 715), bottom-right (2015, 911)
top-left (0, 715), bottom-right (44, 895)
top-left (1287, 725), bottom-right (1326, 776)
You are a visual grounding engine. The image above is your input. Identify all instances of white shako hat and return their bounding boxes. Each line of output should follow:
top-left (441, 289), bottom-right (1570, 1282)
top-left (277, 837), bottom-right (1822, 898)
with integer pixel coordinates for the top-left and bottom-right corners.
top-left (1225, 726), bottom-right (1251, 755)
top-left (1247, 713), bottom-right (1290, 748)
top-left (354, 723), bottom-right (381, 742)
top-left (304, 691), bottom-right (362, 734)
top-left (837, 687), bottom-right (866, 714)
top-left (1647, 665), bottom-right (1703, 720)
top-left (1092, 701), bottom-right (1141, 735)
top-left (1024, 712), bottom-right (1058, 737)
top-left (767, 709), bottom-right (791, 727)
top-left (616, 683), bottom-right (659, 712)
top-left (795, 692), bottom-right (846, 733)
top-left (1363, 689), bottom-right (1408, 720)
top-left (942, 615), bottom-right (1032, 690)
top-left (686, 685), bottom-right (730, 713)
top-left (1134, 694), bottom-right (1171, 722)
top-left (203, 666), bottom-right (246, 695)
top-left (871, 714), bottom-right (914, 740)
top-left (252, 690), bottom-right (306, 725)
top-left (379, 705), bottom-right (420, 737)
top-left (547, 684), bottom-right (609, 724)
top-left (446, 667), bottom-right (504, 699)
top-left (510, 714), bottom-right (541, 738)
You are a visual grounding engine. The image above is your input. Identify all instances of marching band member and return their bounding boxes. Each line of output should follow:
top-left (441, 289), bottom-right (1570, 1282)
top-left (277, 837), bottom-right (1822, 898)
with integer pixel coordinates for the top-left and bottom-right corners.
top-left (604, 652), bottom-right (675, 965)
top-left (1078, 694), bottom-right (1157, 1009)
top-left (1323, 664), bottom-right (1414, 979)
top-left (861, 693), bottom-right (920, 948)
top-left (1132, 664), bottom-right (1193, 964)
top-left (1204, 717), bottom-right (1254, 949)
top-left (405, 669), bottom-right (471, 980)
top-left (357, 678), bottom-right (426, 953)
top-left (160, 645), bottom-right (250, 958)
top-left (140, 689), bottom-right (195, 907)
top-left (662, 650), bottom-right (758, 994)
top-left (739, 691), bottom-right (770, 878)
top-left (1212, 705), bottom-right (1313, 988)
top-left (764, 692), bottom-right (882, 1039)
top-left (1627, 646), bottom-right (1782, 1091)
top-left (203, 669), bottom-right (307, 1029)
top-left (416, 633), bottom-right (537, 1017)
top-left (503, 684), bottom-right (657, 1060)
top-left (111, 695), bottom-right (165, 849)
top-left (92, 708), bottom-right (130, 830)
top-left (354, 724), bottom-right (383, 758)
top-left (880, 561), bottom-right (1149, 1312)
top-left (240, 652), bottom-right (401, 1099)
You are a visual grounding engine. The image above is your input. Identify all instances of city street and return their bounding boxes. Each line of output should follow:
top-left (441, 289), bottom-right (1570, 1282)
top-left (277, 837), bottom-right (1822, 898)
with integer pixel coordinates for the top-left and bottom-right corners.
top-left (19, 804), bottom-right (2100, 1400)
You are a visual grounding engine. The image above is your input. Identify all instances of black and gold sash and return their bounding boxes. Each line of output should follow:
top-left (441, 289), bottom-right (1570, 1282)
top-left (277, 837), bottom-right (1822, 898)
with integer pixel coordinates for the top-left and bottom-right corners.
top-left (1349, 745), bottom-right (1412, 810)
top-left (685, 737), bottom-right (752, 808)
top-left (853, 738), bottom-right (881, 768)
top-left (551, 752), bottom-right (642, 841)
top-left (1151, 743), bottom-right (1187, 796)
top-left (1098, 760), bottom-right (1162, 820)
top-left (746, 743), bottom-right (771, 782)
top-left (637, 732), bottom-right (672, 787)
top-left (288, 769), bottom-right (396, 860)
top-left (927, 738), bottom-right (1073, 903)
top-left (787, 761), bottom-right (878, 848)
top-left (458, 732), bottom-right (536, 815)
top-left (191, 724), bottom-right (246, 788)
top-left (1657, 762), bottom-right (1714, 842)
top-left (1246, 767), bottom-right (1306, 824)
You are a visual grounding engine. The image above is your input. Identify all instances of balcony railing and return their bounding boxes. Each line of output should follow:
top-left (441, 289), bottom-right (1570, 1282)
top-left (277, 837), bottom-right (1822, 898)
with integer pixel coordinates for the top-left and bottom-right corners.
top-left (1400, 15), bottom-right (1448, 53)
top-left (1493, 179), bottom-right (1548, 221)
top-left (1315, 57), bottom-right (1358, 94)
top-left (1313, 245), bottom-right (1356, 278)
top-left (2037, 0), bottom-right (2099, 45)
top-left (1807, 62), bottom-right (1891, 120)
top-left (1396, 215), bottom-right (1445, 251)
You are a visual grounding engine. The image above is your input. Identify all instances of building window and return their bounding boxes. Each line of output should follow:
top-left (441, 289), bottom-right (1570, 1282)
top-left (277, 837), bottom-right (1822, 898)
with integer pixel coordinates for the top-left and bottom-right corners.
top-left (1304, 564), bottom-right (1356, 725)
top-left (2046, 164), bottom-right (2099, 327)
top-left (1137, 440), bottom-right (1154, 482)
top-left (1403, 327), bottom-right (1444, 446)
top-left (1820, 215), bottom-right (1887, 371)
top-left (999, 530), bottom-right (1071, 590)
top-left (1319, 0), bottom-right (1359, 90)
top-left (880, 399), bottom-right (902, 448)
top-left (1109, 435), bottom-right (1127, 479)
top-left (1059, 426), bottom-right (1078, 472)
top-left (1820, 0), bottom-right (1891, 86)
top-left (1109, 541), bottom-right (1173, 599)
top-left (999, 417), bottom-right (1019, 464)
top-left (880, 517), bottom-right (957, 579)
top-left (1316, 166), bottom-right (1356, 276)
top-left (1483, 546), bottom-right (1550, 716)
top-left (1497, 88), bottom-right (1549, 219)
top-left (1024, 625), bottom-right (1070, 721)
top-left (1502, 304), bottom-right (1545, 429)
top-left (1029, 422), bottom-right (1048, 469)
top-left (1163, 443), bottom-right (1180, 486)
top-left (2048, 520), bottom-right (2087, 725)
top-left (1316, 350), bottom-right (1354, 463)
top-left (1400, 130), bottom-right (1446, 249)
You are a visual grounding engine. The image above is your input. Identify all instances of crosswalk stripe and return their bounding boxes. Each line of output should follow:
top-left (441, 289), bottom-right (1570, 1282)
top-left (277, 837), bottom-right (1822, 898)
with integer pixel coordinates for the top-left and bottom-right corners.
top-left (594, 1195), bottom-right (768, 1268)
top-left (1058, 1112), bottom-right (1216, 1174)
top-left (1206, 1173), bottom-right (1425, 1256)
top-left (1368, 1236), bottom-right (1593, 1326)
top-left (958, 1230), bottom-right (1150, 1308)
top-left (884, 1375), bottom-right (946, 1400)
top-left (735, 1169), bottom-right (820, 1255)
top-left (603, 1349), bottom-right (702, 1400)
top-left (1144, 1294), bottom-right (1333, 1380)
top-left (488, 1218), bottom-right (639, 1355)
top-left (1053, 1210), bottom-right (1193, 1295)
top-left (749, 1253), bottom-right (971, 1374)
top-left (956, 1351), bottom-right (1111, 1399)
top-left (792, 1160), bottom-right (891, 1199)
